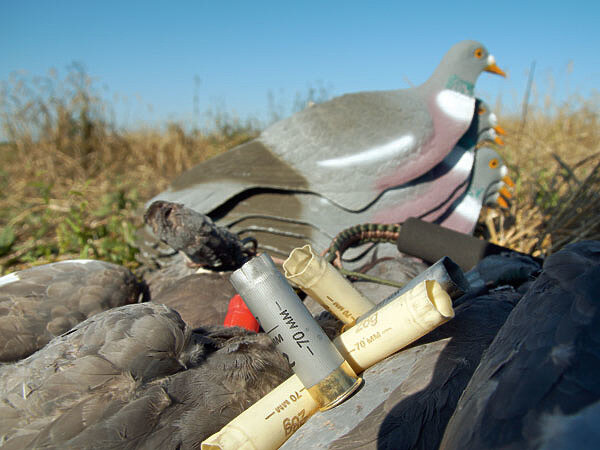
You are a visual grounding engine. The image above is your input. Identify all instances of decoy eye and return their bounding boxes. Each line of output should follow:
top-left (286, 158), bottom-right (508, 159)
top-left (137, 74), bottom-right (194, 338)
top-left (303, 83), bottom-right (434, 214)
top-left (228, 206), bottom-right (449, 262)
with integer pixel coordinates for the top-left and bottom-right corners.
top-left (489, 158), bottom-right (499, 169)
top-left (478, 106), bottom-right (486, 115)
top-left (474, 48), bottom-right (484, 59)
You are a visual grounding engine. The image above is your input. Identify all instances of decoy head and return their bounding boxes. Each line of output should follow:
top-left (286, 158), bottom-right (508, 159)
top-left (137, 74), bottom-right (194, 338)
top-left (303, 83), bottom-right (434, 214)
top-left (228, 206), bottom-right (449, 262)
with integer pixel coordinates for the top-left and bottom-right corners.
top-left (470, 148), bottom-right (513, 208)
top-left (459, 99), bottom-right (506, 149)
top-left (481, 104), bottom-right (508, 139)
top-left (474, 101), bottom-right (507, 147)
top-left (431, 41), bottom-right (506, 94)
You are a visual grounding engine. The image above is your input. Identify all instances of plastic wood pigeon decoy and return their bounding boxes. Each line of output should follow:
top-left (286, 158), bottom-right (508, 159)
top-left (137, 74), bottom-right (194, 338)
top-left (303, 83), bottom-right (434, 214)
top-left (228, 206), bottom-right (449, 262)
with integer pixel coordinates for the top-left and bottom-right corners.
top-left (0, 303), bottom-right (292, 448)
top-left (436, 146), bottom-right (511, 234)
top-left (207, 100), bottom-right (510, 256)
top-left (152, 40), bottom-right (505, 216)
top-left (0, 260), bottom-right (143, 362)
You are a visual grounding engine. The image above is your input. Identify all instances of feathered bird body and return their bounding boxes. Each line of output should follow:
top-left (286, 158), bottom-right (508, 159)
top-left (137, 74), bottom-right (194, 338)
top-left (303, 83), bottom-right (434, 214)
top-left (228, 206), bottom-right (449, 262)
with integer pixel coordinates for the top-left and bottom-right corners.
top-left (0, 303), bottom-right (292, 448)
top-left (0, 260), bottom-right (142, 362)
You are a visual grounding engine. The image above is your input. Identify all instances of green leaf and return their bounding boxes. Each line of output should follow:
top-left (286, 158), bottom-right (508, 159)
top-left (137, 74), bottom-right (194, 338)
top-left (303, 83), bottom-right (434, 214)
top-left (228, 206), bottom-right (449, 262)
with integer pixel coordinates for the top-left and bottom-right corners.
top-left (0, 225), bottom-right (15, 256)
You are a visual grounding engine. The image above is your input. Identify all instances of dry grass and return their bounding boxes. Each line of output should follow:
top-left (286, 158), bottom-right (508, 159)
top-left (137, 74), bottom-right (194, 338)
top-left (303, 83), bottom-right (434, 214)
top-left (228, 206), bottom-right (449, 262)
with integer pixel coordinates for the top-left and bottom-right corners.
top-left (479, 98), bottom-right (600, 257)
top-left (1, 67), bottom-right (598, 273)
top-left (0, 68), bottom-right (256, 273)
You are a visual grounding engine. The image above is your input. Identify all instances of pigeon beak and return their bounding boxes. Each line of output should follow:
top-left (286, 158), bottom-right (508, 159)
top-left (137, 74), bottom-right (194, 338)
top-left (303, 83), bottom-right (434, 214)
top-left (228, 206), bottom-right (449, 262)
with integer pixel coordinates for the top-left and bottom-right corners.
top-left (502, 175), bottom-right (515, 188)
top-left (494, 125), bottom-right (507, 135)
top-left (499, 186), bottom-right (512, 199)
top-left (494, 136), bottom-right (505, 146)
top-left (497, 196), bottom-right (509, 209)
top-left (484, 55), bottom-right (506, 77)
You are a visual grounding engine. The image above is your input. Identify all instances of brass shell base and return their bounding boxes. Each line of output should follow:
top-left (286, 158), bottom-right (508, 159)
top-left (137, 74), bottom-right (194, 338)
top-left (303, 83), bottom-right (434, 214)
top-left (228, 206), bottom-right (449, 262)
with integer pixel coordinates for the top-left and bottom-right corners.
top-left (308, 360), bottom-right (363, 411)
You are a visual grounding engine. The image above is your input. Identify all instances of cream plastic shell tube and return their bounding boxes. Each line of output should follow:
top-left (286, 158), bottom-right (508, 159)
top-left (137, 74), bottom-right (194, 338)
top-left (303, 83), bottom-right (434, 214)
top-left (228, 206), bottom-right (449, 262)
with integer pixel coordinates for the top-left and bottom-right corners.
top-left (202, 279), bottom-right (454, 450)
top-left (201, 374), bottom-right (319, 450)
top-left (355, 256), bottom-right (468, 324)
top-left (334, 279), bottom-right (454, 373)
top-left (283, 244), bottom-right (375, 324)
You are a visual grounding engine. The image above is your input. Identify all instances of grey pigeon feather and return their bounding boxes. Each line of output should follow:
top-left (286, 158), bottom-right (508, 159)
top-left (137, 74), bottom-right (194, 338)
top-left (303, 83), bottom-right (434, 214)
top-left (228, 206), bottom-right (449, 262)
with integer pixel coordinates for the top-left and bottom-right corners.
top-left (0, 260), bottom-right (142, 362)
top-left (440, 240), bottom-right (600, 449)
top-left (0, 303), bottom-right (292, 448)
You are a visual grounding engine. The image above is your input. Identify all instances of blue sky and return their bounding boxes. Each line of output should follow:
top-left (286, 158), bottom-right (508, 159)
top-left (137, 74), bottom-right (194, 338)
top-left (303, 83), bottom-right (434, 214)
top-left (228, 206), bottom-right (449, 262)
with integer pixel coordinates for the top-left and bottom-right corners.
top-left (1, 1), bottom-right (598, 130)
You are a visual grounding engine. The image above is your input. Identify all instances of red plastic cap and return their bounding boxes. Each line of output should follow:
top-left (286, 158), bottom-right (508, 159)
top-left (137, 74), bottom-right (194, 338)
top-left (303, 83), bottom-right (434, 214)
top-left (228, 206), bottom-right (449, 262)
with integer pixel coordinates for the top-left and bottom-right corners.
top-left (223, 294), bottom-right (260, 332)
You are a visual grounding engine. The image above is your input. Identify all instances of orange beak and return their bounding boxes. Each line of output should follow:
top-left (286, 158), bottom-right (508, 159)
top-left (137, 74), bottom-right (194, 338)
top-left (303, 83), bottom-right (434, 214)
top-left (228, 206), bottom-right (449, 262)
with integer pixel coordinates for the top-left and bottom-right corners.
top-left (494, 136), bottom-right (505, 146)
top-left (502, 175), bottom-right (515, 188)
top-left (485, 63), bottom-right (506, 77)
top-left (497, 196), bottom-right (509, 208)
top-left (494, 125), bottom-right (507, 135)
top-left (499, 186), bottom-right (512, 199)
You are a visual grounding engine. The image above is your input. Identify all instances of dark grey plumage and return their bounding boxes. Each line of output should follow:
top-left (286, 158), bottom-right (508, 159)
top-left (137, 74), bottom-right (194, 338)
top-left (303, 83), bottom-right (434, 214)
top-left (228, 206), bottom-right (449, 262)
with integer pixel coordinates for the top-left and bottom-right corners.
top-left (142, 252), bottom-right (200, 299)
top-left (440, 240), bottom-right (600, 450)
top-left (538, 400), bottom-right (600, 450)
top-left (0, 260), bottom-right (142, 362)
top-left (0, 302), bottom-right (292, 449)
top-left (465, 251), bottom-right (542, 294)
top-left (144, 200), bottom-right (253, 270)
top-left (150, 271), bottom-right (237, 329)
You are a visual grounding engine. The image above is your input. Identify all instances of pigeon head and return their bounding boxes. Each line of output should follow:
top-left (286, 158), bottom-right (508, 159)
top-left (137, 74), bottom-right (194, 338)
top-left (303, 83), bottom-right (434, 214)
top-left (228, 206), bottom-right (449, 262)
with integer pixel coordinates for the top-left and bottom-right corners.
top-left (426, 40), bottom-right (506, 95)
top-left (438, 146), bottom-right (512, 234)
top-left (476, 101), bottom-right (507, 145)
top-left (470, 147), bottom-right (511, 208)
top-left (457, 99), bottom-right (504, 149)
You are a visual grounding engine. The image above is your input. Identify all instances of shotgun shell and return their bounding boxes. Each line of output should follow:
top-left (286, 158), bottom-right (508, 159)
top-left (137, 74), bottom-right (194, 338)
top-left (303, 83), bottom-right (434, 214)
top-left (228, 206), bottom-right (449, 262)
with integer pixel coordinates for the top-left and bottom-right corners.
top-left (203, 277), bottom-right (455, 450)
top-left (283, 244), bottom-right (375, 324)
top-left (355, 256), bottom-right (468, 325)
top-left (230, 253), bottom-right (362, 410)
top-left (201, 374), bottom-right (319, 450)
top-left (335, 280), bottom-right (454, 373)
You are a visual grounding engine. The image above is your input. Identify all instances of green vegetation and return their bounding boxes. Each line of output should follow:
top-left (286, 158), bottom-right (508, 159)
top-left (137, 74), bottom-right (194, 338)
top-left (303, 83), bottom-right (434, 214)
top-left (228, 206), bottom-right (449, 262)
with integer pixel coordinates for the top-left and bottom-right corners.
top-left (0, 66), bottom-right (256, 274)
top-left (0, 66), bottom-right (598, 274)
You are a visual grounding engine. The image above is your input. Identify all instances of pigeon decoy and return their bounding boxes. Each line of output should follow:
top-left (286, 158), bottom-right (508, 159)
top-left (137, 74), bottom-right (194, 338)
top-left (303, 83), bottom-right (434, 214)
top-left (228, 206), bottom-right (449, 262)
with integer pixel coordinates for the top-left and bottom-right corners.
top-left (152, 40), bottom-right (504, 216)
top-left (0, 303), bottom-right (292, 449)
top-left (440, 240), bottom-right (600, 450)
top-left (209, 100), bottom-right (510, 256)
top-left (0, 260), bottom-right (143, 362)
top-left (435, 146), bottom-right (511, 234)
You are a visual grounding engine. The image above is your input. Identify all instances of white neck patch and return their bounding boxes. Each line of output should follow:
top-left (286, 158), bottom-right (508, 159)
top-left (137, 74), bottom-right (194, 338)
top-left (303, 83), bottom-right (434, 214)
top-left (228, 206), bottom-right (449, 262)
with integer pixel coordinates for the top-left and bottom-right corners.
top-left (453, 150), bottom-right (475, 176)
top-left (454, 194), bottom-right (481, 222)
top-left (436, 90), bottom-right (474, 123)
